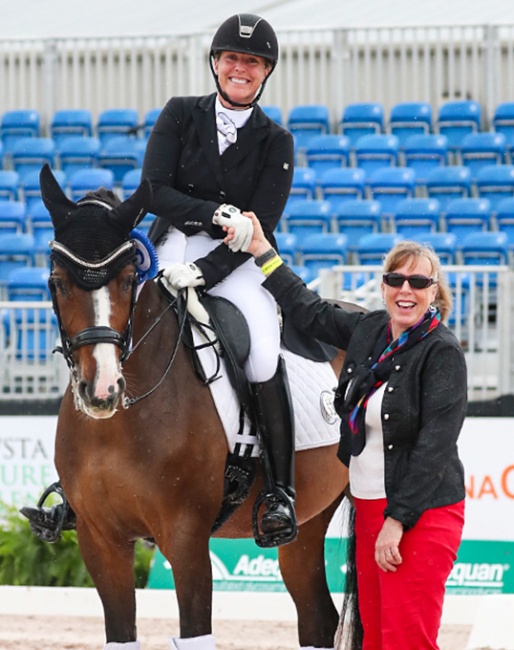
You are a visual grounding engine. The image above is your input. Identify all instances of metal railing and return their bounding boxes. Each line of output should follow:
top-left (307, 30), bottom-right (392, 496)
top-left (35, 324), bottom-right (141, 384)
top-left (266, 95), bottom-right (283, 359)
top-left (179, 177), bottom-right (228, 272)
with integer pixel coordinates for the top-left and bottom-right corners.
top-left (0, 301), bottom-right (67, 399)
top-left (1, 24), bottom-right (514, 130)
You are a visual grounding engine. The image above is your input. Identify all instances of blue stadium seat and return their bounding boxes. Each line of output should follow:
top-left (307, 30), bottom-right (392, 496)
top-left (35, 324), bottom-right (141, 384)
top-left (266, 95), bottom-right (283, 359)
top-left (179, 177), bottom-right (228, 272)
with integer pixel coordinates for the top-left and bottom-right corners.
top-left (98, 136), bottom-right (145, 184)
top-left (261, 105), bottom-right (283, 126)
top-left (443, 198), bottom-right (492, 248)
top-left (7, 266), bottom-right (50, 301)
top-left (20, 169), bottom-right (66, 213)
top-left (26, 199), bottom-right (53, 263)
top-left (285, 167), bottom-right (318, 211)
top-left (494, 197), bottom-right (514, 253)
top-left (50, 109), bottom-right (93, 149)
top-left (143, 108), bottom-right (161, 139)
top-left (121, 168), bottom-right (143, 199)
top-left (0, 110), bottom-right (40, 156)
top-left (282, 199), bottom-right (333, 240)
top-left (275, 232), bottom-right (298, 266)
top-left (425, 166), bottom-right (472, 213)
top-left (436, 100), bottom-right (481, 154)
top-left (389, 102), bottom-right (432, 147)
top-left (354, 233), bottom-right (404, 265)
top-left (459, 132), bottom-right (507, 181)
top-left (353, 134), bottom-right (400, 175)
top-left (392, 198), bottom-right (441, 238)
top-left (11, 137), bottom-right (56, 181)
top-left (96, 108), bottom-right (139, 146)
top-left (0, 201), bottom-right (26, 235)
top-left (287, 105), bottom-right (330, 150)
top-left (461, 231), bottom-right (508, 266)
top-left (297, 233), bottom-right (348, 278)
top-left (403, 134), bottom-right (449, 186)
top-left (340, 103), bottom-right (384, 147)
top-left (318, 167), bottom-right (367, 210)
top-left (58, 136), bottom-right (101, 178)
top-left (305, 134), bottom-right (350, 176)
top-left (368, 166), bottom-right (416, 218)
top-left (332, 199), bottom-right (382, 252)
top-left (0, 170), bottom-right (20, 201)
top-left (411, 232), bottom-right (457, 264)
top-left (0, 233), bottom-right (35, 294)
top-left (135, 212), bottom-right (157, 235)
top-left (475, 164), bottom-right (514, 213)
top-left (68, 168), bottom-right (115, 200)
top-left (492, 102), bottom-right (514, 154)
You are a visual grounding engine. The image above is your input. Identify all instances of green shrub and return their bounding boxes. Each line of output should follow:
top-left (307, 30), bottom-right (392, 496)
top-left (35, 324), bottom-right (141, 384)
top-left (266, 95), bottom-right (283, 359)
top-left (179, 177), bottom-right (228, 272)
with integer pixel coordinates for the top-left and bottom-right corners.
top-left (0, 505), bottom-right (154, 588)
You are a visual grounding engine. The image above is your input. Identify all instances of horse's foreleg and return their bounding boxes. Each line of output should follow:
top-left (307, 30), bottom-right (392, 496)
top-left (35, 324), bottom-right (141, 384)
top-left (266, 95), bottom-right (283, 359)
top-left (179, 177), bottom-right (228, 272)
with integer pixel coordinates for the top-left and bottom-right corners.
top-left (77, 523), bottom-right (137, 644)
top-left (279, 499), bottom-right (343, 649)
top-left (159, 523), bottom-right (214, 640)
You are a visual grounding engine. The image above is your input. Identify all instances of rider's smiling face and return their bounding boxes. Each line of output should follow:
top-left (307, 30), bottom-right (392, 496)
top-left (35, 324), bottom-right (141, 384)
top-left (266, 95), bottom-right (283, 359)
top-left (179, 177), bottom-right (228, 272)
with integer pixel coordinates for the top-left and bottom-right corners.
top-left (214, 50), bottom-right (270, 108)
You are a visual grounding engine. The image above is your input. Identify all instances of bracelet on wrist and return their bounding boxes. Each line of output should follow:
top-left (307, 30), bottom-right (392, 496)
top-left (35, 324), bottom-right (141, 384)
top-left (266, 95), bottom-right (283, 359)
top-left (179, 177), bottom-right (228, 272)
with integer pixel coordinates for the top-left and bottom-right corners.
top-left (261, 256), bottom-right (283, 276)
top-left (255, 247), bottom-right (278, 267)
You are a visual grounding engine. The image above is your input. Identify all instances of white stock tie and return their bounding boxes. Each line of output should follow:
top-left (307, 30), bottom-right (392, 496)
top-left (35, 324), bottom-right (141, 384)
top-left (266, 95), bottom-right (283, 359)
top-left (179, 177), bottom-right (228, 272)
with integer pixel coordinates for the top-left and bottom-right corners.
top-left (216, 112), bottom-right (237, 152)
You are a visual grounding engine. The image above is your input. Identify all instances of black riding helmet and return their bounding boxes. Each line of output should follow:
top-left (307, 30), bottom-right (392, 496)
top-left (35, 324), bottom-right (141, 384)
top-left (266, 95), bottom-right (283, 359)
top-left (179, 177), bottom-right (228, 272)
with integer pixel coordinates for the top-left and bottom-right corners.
top-left (209, 13), bottom-right (279, 109)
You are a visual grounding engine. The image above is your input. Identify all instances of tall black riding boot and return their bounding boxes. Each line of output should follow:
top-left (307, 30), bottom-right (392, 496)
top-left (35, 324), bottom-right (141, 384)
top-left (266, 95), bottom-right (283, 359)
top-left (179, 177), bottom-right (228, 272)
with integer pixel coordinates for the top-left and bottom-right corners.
top-left (250, 355), bottom-right (297, 547)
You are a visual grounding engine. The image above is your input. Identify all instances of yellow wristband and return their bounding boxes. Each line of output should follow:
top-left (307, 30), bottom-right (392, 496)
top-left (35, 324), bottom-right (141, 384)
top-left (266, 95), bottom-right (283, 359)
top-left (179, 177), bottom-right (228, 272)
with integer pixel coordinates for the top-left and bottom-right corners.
top-left (261, 256), bottom-right (284, 276)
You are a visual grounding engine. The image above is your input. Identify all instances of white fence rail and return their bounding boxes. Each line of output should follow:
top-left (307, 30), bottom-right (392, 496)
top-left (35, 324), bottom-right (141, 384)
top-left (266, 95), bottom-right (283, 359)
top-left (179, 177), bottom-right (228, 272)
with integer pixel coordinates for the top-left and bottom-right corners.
top-left (2, 24), bottom-right (514, 129)
top-left (0, 266), bottom-right (513, 401)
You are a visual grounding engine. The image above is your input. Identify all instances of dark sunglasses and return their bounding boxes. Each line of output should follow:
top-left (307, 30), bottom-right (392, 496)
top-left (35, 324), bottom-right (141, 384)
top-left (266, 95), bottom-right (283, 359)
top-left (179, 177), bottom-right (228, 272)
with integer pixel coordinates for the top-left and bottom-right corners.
top-left (383, 272), bottom-right (435, 290)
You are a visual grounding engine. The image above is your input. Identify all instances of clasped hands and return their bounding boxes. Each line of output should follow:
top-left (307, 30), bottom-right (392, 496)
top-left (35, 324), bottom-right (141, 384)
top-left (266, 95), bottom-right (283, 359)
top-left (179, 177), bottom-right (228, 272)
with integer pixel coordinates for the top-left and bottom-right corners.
top-left (213, 203), bottom-right (253, 252)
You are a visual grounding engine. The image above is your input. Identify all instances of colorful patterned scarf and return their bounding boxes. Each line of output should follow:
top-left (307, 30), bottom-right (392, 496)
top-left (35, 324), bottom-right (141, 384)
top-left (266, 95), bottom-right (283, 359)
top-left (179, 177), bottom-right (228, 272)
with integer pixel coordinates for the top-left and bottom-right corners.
top-left (344, 307), bottom-right (441, 456)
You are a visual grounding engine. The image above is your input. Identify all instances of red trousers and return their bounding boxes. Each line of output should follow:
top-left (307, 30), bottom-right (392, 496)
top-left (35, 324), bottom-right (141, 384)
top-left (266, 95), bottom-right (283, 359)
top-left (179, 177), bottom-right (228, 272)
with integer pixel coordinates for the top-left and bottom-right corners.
top-left (353, 497), bottom-right (465, 650)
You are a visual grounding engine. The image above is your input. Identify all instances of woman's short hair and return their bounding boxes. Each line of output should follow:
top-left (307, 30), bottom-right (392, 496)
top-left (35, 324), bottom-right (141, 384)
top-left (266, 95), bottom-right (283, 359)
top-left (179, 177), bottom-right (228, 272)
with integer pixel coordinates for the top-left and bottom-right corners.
top-left (383, 240), bottom-right (453, 321)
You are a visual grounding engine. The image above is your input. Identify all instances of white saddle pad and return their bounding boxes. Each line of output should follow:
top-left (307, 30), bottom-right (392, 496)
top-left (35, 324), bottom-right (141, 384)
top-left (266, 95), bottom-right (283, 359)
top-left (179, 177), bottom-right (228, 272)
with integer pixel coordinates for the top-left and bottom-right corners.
top-left (192, 328), bottom-right (341, 458)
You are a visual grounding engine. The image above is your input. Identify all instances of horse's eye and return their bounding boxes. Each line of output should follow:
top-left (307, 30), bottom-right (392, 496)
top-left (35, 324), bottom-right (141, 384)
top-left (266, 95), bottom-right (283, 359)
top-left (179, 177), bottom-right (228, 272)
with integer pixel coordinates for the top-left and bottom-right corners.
top-left (50, 277), bottom-right (66, 295)
top-left (122, 275), bottom-right (136, 292)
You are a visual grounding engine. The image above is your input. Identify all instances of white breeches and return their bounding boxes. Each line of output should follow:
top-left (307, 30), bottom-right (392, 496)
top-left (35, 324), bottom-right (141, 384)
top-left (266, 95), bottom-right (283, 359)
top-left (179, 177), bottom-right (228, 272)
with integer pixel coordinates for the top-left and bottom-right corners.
top-left (156, 228), bottom-right (280, 383)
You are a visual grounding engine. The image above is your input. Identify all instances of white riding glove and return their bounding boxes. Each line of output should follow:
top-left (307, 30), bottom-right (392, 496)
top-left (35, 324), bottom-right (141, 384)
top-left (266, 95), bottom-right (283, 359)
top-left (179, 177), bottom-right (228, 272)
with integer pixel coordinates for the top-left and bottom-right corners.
top-left (162, 262), bottom-right (205, 290)
top-left (213, 203), bottom-right (253, 253)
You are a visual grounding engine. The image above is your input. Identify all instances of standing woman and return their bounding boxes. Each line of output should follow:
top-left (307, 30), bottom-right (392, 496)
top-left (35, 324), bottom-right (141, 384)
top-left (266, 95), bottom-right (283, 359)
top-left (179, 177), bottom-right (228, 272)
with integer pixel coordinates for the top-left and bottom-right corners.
top-left (142, 14), bottom-right (297, 546)
top-left (226, 213), bottom-right (467, 650)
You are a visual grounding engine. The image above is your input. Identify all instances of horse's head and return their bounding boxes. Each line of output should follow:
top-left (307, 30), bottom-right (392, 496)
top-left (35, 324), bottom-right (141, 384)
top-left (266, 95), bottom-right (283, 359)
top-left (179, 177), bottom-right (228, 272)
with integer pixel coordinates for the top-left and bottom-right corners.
top-left (40, 163), bottom-right (153, 419)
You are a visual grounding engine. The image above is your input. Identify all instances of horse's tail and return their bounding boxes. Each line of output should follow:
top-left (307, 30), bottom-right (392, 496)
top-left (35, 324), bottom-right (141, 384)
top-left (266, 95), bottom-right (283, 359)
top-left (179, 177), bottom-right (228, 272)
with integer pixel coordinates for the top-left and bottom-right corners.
top-left (334, 500), bottom-right (363, 650)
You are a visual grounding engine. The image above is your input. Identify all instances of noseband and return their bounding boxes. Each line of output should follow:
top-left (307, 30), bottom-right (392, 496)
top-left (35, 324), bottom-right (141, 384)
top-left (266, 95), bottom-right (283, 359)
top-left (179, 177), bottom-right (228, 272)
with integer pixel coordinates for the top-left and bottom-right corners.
top-left (49, 239), bottom-right (138, 371)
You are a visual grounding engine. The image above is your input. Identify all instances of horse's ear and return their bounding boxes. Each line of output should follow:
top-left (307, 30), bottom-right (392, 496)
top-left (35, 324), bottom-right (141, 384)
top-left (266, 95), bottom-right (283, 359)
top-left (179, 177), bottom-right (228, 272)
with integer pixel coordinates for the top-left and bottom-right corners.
top-left (39, 163), bottom-right (77, 228)
top-left (110, 178), bottom-right (153, 232)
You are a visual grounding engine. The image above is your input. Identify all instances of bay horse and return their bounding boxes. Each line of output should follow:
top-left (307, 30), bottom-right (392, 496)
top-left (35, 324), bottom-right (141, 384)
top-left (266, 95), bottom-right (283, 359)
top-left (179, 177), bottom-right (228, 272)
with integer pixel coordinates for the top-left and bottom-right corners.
top-left (34, 164), bottom-right (359, 650)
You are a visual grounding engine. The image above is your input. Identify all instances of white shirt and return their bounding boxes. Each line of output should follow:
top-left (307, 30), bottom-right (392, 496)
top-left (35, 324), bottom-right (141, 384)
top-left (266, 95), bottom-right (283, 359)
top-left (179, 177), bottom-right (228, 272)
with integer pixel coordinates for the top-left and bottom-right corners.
top-left (349, 382), bottom-right (387, 499)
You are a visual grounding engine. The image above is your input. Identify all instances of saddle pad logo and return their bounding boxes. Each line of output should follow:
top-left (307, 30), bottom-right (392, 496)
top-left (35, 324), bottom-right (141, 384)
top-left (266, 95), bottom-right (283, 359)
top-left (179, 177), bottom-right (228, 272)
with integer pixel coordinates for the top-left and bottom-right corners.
top-left (320, 390), bottom-right (338, 425)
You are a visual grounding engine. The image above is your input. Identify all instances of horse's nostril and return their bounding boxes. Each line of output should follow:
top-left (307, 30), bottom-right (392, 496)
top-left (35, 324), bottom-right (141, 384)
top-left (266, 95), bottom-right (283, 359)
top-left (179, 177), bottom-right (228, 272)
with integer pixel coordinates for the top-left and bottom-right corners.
top-left (117, 376), bottom-right (126, 393)
top-left (108, 385), bottom-right (115, 394)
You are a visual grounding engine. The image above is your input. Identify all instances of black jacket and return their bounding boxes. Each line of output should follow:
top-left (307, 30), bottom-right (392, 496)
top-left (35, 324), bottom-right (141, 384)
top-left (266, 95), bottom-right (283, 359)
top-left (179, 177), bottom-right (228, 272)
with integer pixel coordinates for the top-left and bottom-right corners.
top-left (264, 264), bottom-right (467, 530)
top-left (142, 93), bottom-right (294, 289)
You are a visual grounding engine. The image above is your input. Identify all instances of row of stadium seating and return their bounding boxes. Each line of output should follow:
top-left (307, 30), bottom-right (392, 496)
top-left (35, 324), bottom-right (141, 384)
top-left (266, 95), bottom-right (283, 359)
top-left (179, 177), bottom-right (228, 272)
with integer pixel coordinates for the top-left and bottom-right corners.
top-left (1, 100), bottom-right (497, 153)
top-left (0, 99), bottom-right (512, 166)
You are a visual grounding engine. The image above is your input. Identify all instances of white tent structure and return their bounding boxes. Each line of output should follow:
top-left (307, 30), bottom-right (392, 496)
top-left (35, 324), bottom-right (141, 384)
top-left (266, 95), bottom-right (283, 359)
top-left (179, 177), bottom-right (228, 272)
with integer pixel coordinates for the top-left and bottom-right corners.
top-left (3, 0), bottom-right (514, 39)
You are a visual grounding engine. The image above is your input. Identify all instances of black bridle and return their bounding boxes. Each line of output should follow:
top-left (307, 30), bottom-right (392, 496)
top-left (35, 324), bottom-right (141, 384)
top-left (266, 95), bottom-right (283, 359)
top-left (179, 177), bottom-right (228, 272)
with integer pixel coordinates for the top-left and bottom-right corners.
top-left (49, 240), bottom-right (138, 373)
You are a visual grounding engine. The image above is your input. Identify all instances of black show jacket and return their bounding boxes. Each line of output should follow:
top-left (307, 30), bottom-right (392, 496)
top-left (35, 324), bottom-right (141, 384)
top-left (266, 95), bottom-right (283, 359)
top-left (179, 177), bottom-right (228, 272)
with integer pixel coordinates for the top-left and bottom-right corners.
top-left (142, 93), bottom-right (294, 289)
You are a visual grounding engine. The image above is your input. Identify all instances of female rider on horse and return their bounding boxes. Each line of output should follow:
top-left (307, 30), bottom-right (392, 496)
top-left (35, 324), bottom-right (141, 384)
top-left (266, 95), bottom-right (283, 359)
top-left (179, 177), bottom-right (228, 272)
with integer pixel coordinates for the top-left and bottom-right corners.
top-left (24, 14), bottom-right (297, 548)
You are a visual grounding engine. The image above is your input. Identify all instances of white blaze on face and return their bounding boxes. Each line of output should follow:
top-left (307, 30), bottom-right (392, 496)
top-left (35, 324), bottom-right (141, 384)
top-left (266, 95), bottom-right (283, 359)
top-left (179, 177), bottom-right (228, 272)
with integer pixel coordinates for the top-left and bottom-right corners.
top-left (92, 286), bottom-right (123, 399)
